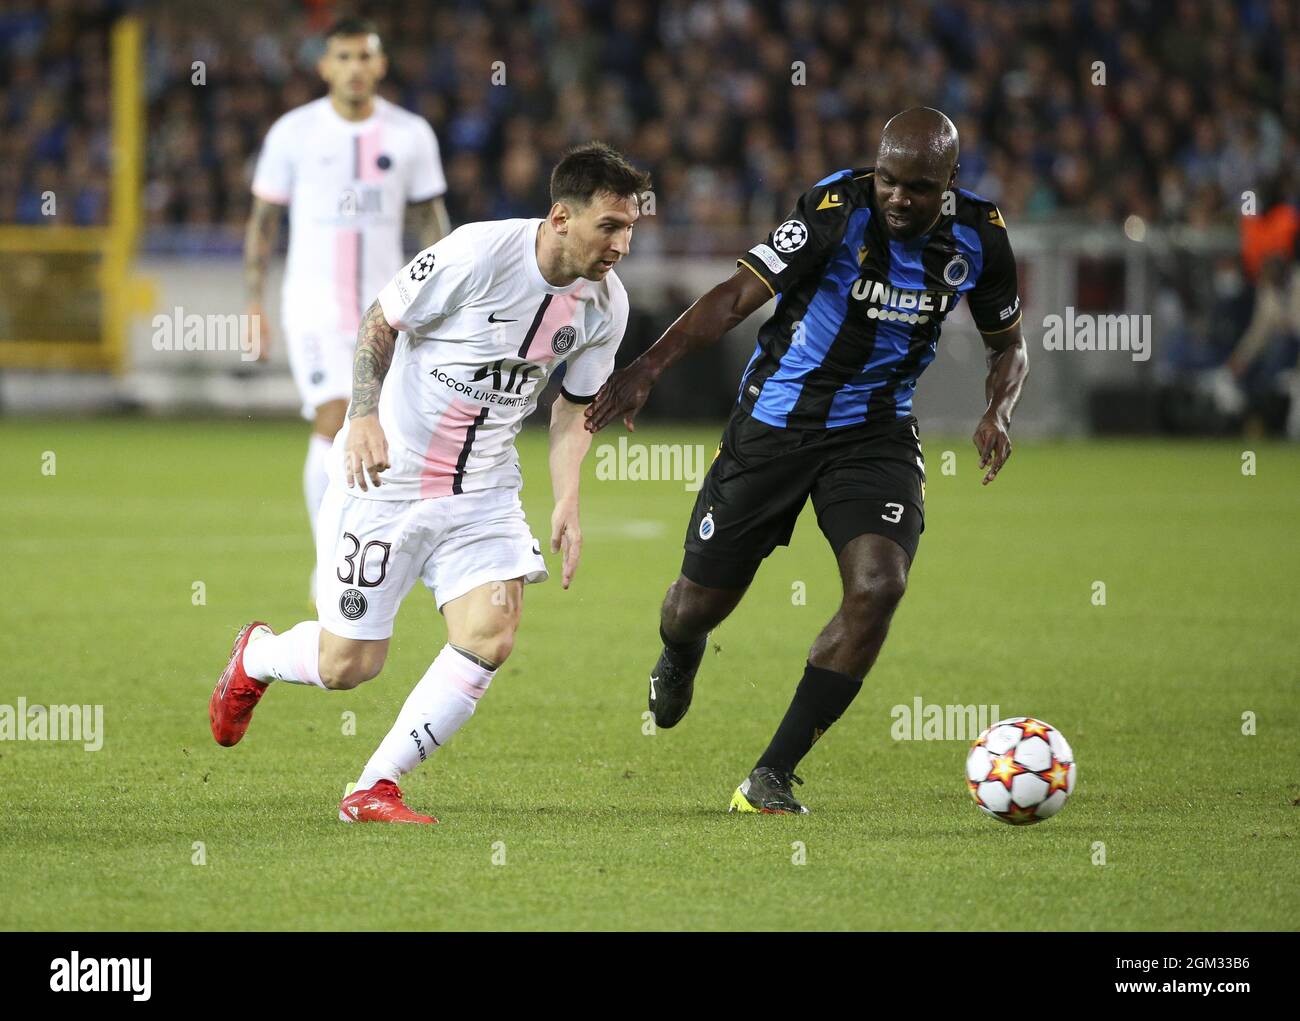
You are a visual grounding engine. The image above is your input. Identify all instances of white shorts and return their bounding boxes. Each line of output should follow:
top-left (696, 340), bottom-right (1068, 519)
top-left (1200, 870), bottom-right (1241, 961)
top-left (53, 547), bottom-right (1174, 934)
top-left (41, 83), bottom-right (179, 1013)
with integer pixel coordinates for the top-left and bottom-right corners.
top-left (285, 328), bottom-right (355, 420)
top-left (315, 483), bottom-right (549, 640)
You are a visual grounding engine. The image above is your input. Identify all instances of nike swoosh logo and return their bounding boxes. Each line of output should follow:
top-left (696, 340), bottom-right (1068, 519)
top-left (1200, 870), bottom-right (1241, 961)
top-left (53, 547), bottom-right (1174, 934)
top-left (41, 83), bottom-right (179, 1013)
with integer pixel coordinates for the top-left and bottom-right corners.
top-left (488, 313), bottom-right (518, 323)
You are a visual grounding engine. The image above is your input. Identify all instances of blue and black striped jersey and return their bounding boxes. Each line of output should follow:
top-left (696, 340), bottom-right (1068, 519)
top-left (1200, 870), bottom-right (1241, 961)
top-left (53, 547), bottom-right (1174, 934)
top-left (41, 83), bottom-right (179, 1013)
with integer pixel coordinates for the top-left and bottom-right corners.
top-left (734, 167), bottom-right (1022, 430)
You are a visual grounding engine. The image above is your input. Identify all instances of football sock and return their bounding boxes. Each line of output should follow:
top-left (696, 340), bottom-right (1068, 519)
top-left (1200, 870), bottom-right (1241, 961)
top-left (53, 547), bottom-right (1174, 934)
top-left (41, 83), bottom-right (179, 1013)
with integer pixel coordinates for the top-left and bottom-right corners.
top-left (355, 644), bottom-right (496, 790)
top-left (304, 432), bottom-right (333, 540)
top-left (755, 662), bottom-right (862, 774)
top-left (241, 621), bottom-right (324, 687)
top-left (659, 624), bottom-right (707, 676)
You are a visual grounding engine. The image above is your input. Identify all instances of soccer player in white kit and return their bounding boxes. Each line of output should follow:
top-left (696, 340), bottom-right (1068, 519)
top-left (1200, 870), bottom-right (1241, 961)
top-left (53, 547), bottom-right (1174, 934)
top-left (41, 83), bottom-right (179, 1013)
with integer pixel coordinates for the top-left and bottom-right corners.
top-left (211, 144), bottom-right (648, 823)
top-left (244, 17), bottom-right (450, 597)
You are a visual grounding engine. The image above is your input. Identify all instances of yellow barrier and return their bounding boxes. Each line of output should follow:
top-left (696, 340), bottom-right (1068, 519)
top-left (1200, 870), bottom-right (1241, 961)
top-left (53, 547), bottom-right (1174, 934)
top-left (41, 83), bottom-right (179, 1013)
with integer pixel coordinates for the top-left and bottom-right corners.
top-left (0, 15), bottom-right (154, 372)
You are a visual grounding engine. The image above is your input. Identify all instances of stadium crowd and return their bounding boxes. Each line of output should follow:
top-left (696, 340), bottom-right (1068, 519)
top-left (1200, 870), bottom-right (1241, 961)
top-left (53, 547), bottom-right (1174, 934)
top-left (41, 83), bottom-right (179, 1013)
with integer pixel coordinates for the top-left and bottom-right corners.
top-left (1, 0), bottom-right (1296, 240)
top-left (2, 0), bottom-right (1298, 433)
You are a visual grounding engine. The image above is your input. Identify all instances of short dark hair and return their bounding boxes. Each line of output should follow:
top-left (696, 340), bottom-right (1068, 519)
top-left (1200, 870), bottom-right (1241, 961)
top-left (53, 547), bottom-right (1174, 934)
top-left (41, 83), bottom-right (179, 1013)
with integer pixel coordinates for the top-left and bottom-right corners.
top-left (325, 17), bottom-right (382, 45)
top-left (550, 142), bottom-right (651, 208)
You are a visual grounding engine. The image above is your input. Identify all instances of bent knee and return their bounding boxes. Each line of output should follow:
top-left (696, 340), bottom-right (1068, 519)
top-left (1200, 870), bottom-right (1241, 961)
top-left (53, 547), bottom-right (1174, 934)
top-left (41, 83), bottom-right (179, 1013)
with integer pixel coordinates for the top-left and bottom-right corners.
top-left (319, 649), bottom-right (385, 690)
top-left (843, 567), bottom-right (908, 620)
top-left (448, 626), bottom-right (516, 669)
top-left (462, 634), bottom-right (514, 668)
top-left (662, 576), bottom-right (728, 635)
top-left (661, 578), bottom-right (689, 629)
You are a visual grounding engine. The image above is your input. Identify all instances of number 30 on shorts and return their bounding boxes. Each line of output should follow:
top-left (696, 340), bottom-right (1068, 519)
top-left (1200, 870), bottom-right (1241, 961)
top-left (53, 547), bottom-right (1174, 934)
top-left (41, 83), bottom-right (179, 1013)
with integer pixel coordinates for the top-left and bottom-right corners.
top-left (881, 502), bottom-right (905, 524)
top-left (337, 532), bottom-right (392, 587)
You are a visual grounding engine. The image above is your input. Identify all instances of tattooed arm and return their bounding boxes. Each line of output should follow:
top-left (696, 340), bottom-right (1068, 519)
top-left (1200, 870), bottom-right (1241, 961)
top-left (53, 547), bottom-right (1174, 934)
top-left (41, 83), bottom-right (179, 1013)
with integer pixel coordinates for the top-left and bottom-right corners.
top-left (406, 195), bottom-right (451, 250)
top-left (243, 197), bottom-right (284, 361)
top-left (344, 299), bottom-right (399, 491)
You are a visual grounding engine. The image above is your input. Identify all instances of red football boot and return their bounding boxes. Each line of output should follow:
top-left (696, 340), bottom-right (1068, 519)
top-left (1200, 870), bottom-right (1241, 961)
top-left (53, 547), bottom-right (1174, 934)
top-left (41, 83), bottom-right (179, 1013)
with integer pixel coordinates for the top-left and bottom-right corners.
top-left (209, 621), bottom-right (272, 747)
top-left (339, 780), bottom-right (438, 824)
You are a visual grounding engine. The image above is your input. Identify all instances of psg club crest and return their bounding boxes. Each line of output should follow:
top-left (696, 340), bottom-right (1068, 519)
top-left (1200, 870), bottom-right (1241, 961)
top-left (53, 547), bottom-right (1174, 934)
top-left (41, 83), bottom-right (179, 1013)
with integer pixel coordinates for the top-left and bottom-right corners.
top-left (551, 325), bottom-right (577, 354)
top-left (943, 254), bottom-right (970, 287)
top-left (409, 252), bottom-right (435, 281)
top-left (773, 219), bottom-right (808, 253)
top-left (339, 588), bottom-right (368, 621)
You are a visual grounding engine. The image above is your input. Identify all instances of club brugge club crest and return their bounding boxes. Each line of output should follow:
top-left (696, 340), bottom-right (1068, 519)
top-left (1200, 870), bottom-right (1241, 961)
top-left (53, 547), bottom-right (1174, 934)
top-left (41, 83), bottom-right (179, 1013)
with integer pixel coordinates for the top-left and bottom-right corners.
top-left (340, 588), bottom-right (368, 620)
top-left (698, 511), bottom-right (715, 541)
top-left (551, 325), bottom-right (577, 354)
top-left (943, 254), bottom-right (970, 287)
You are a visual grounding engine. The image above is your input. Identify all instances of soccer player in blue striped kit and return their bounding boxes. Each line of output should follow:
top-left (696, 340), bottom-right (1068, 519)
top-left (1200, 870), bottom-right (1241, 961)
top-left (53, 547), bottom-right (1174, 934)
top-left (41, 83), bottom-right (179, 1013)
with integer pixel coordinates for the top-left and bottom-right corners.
top-left (587, 108), bottom-right (1030, 813)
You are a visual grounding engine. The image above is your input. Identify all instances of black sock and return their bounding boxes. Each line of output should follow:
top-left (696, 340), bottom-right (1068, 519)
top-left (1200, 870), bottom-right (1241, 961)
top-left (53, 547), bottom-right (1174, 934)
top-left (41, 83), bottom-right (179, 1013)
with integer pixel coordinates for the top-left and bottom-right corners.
top-left (659, 624), bottom-right (707, 674)
top-left (755, 662), bottom-right (862, 774)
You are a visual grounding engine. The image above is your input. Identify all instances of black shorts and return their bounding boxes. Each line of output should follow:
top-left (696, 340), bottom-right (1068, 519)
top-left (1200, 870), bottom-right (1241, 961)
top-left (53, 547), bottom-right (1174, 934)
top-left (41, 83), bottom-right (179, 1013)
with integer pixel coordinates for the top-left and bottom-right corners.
top-left (681, 408), bottom-right (925, 589)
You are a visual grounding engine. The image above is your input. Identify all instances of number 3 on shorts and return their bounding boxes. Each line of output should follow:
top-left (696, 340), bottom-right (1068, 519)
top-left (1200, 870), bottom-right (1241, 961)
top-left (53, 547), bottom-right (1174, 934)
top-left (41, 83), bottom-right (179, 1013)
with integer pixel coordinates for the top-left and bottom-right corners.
top-left (882, 502), bottom-right (904, 524)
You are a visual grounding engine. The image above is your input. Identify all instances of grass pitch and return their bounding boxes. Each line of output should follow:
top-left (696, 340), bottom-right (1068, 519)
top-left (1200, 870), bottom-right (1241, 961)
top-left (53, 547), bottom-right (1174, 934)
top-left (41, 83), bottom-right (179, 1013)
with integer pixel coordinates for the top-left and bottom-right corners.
top-left (1, 418), bottom-right (1297, 930)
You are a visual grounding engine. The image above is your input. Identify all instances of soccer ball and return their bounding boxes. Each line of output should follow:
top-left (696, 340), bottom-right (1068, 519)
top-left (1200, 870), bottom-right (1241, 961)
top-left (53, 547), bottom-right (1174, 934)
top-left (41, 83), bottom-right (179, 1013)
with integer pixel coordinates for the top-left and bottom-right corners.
top-left (965, 717), bottom-right (1076, 825)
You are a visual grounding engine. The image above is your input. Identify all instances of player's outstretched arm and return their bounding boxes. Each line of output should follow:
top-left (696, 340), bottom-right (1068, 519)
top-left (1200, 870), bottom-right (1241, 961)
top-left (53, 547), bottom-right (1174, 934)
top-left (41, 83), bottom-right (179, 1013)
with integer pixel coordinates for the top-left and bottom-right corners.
top-left (243, 196), bottom-right (284, 361)
top-left (345, 299), bottom-right (398, 492)
top-left (584, 267), bottom-right (772, 433)
top-left (548, 395), bottom-right (594, 589)
top-left (973, 322), bottom-right (1029, 486)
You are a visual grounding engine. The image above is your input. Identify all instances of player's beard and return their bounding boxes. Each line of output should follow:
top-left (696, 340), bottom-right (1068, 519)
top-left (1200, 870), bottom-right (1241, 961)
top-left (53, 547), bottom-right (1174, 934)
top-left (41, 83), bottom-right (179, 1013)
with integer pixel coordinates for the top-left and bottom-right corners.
top-left (591, 251), bottom-right (620, 278)
top-left (573, 251), bottom-right (608, 282)
top-left (337, 80), bottom-right (374, 108)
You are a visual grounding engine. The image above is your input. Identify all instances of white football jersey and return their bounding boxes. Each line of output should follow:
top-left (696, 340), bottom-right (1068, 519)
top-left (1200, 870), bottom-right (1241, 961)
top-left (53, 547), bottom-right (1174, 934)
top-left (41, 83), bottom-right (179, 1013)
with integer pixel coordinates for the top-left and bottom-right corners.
top-left (251, 96), bottom-right (446, 336)
top-left (330, 218), bottom-right (629, 500)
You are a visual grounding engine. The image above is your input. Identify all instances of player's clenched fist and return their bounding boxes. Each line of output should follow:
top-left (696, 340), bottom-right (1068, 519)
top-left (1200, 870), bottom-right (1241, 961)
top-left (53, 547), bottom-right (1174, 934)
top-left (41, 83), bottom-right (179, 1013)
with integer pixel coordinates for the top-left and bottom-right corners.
top-left (345, 413), bottom-right (390, 491)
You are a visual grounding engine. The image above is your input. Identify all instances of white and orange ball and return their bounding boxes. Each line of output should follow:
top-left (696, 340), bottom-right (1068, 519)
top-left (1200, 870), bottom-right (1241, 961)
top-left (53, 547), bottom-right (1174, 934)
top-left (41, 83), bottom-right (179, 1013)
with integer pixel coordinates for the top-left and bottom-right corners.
top-left (966, 717), bottom-right (1076, 825)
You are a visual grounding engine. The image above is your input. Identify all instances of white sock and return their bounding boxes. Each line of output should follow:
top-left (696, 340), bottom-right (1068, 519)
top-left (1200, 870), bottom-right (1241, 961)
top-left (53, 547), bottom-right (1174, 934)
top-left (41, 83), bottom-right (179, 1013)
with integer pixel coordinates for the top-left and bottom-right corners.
top-left (242, 621), bottom-right (325, 687)
top-left (355, 645), bottom-right (496, 790)
top-left (304, 432), bottom-right (333, 540)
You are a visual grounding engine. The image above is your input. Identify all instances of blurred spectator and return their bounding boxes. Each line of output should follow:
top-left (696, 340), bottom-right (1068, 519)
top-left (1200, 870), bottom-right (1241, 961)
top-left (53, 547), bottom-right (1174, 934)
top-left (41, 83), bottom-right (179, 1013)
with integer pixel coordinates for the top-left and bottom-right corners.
top-left (1228, 176), bottom-right (1300, 433)
top-left (1158, 173), bottom-right (1300, 436)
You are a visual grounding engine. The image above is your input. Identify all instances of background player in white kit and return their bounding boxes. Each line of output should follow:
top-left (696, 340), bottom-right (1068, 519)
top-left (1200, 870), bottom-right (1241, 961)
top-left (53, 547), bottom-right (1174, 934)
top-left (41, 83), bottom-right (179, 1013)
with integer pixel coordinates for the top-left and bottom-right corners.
top-left (211, 144), bottom-right (649, 823)
top-left (244, 17), bottom-right (450, 598)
